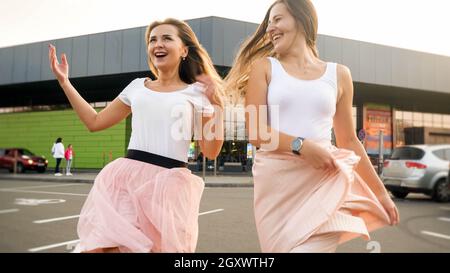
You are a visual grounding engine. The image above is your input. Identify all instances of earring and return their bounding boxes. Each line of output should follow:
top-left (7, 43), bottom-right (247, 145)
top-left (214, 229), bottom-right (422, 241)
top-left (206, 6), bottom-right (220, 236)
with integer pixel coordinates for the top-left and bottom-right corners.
top-left (182, 56), bottom-right (186, 61)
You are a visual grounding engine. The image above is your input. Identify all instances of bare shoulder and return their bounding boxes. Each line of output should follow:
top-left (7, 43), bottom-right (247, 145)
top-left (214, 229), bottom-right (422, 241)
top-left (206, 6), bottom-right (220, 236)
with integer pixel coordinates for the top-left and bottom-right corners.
top-left (336, 64), bottom-right (353, 101)
top-left (251, 57), bottom-right (271, 73)
top-left (250, 57), bottom-right (271, 83)
top-left (336, 64), bottom-right (352, 82)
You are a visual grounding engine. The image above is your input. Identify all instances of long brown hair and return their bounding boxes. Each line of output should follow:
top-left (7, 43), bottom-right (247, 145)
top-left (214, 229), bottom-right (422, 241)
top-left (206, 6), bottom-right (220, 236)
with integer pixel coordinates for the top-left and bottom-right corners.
top-left (145, 18), bottom-right (225, 103)
top-left (225, 0), bottom-right (319, 103)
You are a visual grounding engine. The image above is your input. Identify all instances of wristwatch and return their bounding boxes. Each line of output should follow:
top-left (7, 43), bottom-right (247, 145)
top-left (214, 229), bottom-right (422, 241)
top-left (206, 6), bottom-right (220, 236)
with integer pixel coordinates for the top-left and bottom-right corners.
top-left (291, 137), bottom-right (305, 155)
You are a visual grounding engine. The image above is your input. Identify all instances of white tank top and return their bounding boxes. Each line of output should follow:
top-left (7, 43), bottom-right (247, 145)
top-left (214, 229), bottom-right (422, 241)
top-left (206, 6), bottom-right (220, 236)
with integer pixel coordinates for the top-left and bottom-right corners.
top-left (267, 57), bottom-right (338, 142)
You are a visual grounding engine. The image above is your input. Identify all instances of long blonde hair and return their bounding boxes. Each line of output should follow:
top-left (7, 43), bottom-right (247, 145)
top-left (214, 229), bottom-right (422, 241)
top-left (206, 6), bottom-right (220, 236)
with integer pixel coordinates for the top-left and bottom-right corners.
top-left (225, 0), bottom-right (319, 103)
top-left (145, 18), bottom-right (225, 104)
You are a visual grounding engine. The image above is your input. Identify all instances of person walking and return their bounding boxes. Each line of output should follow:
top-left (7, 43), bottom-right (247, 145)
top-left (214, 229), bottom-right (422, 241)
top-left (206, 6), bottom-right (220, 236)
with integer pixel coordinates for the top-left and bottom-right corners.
top-left (49, 18), bottom-right (225, 253)
top-left (226, 0), bottom-right (399, 252)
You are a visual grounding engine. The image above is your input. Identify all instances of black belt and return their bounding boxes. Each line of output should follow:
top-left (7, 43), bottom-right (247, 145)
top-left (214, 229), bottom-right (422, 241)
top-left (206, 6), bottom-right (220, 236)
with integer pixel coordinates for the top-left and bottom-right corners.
top-left (126, 149), bottom-right (188, 169)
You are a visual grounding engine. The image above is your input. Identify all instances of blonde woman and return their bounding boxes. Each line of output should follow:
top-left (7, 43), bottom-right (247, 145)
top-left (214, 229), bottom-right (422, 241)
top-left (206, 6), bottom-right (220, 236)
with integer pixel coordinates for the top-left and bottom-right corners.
top-left (49, 18), bottom-right (224, 253)
top-left (226, 0), bottom-right (399, 252)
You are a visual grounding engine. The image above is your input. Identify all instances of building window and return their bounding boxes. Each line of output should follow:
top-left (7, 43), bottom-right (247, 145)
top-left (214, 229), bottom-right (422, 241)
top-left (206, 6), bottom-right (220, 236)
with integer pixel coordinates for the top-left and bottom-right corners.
top-left (394, 110), bottom-right (450, 147)
top-left (433, 114), bottom-right (443, 128)
top-left (444, 115), bottom-right (450, 129)
top-left (423, 113), bottom-right (432, 127)
top-left (413, 112), bottom-right (423, 127)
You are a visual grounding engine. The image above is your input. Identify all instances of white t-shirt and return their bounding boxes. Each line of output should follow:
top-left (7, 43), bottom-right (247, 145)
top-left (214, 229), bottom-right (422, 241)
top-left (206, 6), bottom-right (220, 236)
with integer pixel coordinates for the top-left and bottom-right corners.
top-left (118, 78), bottom-right (214, 162)
top-left (51, 143), bottom-right (65, 159)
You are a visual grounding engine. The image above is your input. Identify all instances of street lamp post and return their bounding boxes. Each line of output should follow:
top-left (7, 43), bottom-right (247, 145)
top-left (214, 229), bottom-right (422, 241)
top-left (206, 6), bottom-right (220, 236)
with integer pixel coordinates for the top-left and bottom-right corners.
top-left (202, 155), bottom-right (206, 180)
top-left (378, 130), bottom-right (384, 175)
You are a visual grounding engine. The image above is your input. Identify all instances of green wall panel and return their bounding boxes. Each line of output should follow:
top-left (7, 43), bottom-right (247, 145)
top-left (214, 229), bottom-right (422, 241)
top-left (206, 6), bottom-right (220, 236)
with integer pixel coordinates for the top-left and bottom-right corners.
top-left (0, 109), bottom-right (130, 169)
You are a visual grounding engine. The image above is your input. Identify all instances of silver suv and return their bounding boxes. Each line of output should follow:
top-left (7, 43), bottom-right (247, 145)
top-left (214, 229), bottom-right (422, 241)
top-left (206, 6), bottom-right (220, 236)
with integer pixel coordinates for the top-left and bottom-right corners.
top-left (381, 144), bottom-right (450, 202)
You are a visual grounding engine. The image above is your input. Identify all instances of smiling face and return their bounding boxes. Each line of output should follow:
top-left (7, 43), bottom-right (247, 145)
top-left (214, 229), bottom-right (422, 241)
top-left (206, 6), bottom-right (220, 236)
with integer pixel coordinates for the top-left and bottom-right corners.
top-left (148, 24), bottom-right (188, 73)
top-left (266, 3), bottom-right (303, 55)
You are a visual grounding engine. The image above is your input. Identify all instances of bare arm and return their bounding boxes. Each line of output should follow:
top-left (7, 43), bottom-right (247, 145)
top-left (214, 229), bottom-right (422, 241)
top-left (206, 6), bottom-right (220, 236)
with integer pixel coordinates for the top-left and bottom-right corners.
top-left (333, 64), bottom-right (399, 225)
top-left (195, 74), bottom-right (224, 159)
top-left (245, 58), bottom-right (336, 170)
top-left (198, 109), bottom-right (224, 159)
top-left (49, 44), bottom-right (130, 132)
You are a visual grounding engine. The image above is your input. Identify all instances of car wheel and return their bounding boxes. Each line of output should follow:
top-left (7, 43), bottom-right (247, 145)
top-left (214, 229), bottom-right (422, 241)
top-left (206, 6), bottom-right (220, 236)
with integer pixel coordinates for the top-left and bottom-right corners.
top-left (432, 178), bottom-right (449, 203)
top-left (391, 189), bottom-right (409, 199)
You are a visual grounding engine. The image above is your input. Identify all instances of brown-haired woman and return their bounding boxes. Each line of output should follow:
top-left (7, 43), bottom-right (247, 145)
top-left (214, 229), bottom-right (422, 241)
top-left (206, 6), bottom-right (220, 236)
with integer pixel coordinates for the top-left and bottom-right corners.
top-left (49, 18), bottom-right (224, 253)
top-left (226, 0), bottom-right (399, 252)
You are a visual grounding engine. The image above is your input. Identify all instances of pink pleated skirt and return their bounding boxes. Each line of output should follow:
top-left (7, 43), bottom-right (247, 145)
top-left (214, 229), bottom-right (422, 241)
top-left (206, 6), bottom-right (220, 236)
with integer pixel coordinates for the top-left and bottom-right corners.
top-left (252, 142), bottom-right (391, 252)
top-left (73, 157), bottom-right (204, 253)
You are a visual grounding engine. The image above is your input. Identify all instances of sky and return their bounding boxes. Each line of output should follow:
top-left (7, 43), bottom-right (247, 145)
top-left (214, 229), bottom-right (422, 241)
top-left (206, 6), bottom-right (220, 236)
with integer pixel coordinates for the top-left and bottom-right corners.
top-left (1, 0), bottom-right (449, 57)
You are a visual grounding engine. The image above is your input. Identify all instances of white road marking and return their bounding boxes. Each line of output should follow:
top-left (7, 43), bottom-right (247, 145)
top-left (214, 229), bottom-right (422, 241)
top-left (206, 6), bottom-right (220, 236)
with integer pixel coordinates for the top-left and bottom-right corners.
top-left (199, 209), bottom-right (224, 216)
top-left (421, 231), bottom-right (450, 240)
top-left (0, 189), bottom-right (87, 197)
top-left (29, 209), bottom-right (225, 252)
top-left (0, 208), bottom-right (19, 214)
top-left (438, 217), bottom-right (450, 223)
top-left (27, 206), bottom-right (223, 252)
top-left (28, 239), bottom-right (80, 253)
top-left (33, 209), bottom-right (225, 223)
top-left (1, 183), bottom-right (81, 191)
top-left (34, 215), bottom-right (80, 224)
top-left (15, 198), bottom-right (66, 206)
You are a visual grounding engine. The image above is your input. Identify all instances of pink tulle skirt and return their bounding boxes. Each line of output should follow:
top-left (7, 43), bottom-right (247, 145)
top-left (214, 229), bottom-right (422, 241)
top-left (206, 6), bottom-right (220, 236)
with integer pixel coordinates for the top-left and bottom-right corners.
top-left (253, 142), bottom-right (391, 252)
top-left (73, 158), bottom-right (204, 253)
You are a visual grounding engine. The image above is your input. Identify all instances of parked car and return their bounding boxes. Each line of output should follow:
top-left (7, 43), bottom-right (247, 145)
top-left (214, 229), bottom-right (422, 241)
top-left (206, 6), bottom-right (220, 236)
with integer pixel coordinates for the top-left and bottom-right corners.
top-left (0, 148), bottom-right (48, 173)
top-left (381, 144), bottom-right (450, 202)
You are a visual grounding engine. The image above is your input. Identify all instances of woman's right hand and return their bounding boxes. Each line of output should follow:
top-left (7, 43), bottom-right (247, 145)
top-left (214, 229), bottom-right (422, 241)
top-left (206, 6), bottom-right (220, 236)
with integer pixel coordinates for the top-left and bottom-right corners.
top-left (300, 139), bottom-right (337, 171)
top-left (48, 44), bottom-right (69, 85)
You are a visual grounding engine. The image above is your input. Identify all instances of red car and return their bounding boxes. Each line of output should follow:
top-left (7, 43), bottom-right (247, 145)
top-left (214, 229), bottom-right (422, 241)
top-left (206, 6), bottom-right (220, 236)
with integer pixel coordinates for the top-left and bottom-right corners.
top-left (0, 148), bottom-right (48, 173)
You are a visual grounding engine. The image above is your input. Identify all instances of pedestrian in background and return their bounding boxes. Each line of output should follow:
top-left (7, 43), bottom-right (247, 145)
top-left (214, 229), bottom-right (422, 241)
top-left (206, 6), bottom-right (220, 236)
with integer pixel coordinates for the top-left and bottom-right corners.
top-left (65, 144), bottom-right (74, 176)
top-left (51, 137), bottom-right (64, 176)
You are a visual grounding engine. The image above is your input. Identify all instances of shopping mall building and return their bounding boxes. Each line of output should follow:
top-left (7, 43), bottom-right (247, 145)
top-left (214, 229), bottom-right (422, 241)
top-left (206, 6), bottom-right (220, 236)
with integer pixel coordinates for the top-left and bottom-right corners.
top-left (1, 16), bottom-right (449, 171)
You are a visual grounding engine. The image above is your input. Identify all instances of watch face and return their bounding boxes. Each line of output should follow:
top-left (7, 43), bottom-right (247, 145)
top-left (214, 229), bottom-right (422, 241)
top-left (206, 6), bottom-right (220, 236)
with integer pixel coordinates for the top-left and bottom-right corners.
top-left (292, 138), bottom-right (301, 151)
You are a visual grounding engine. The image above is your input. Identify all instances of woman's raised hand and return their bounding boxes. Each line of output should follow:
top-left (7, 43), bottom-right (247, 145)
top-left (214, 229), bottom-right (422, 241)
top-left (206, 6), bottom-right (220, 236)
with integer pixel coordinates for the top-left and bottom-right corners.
top-left (195, 74), bottom-right (223, 107)
top-left (48, 44), bottom-right (69, 85)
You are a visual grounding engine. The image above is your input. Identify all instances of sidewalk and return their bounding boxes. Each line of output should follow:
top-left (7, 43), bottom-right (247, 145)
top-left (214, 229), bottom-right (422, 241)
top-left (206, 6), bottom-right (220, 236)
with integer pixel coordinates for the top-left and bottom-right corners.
top-left (0, 171), bottom-right (254, 188)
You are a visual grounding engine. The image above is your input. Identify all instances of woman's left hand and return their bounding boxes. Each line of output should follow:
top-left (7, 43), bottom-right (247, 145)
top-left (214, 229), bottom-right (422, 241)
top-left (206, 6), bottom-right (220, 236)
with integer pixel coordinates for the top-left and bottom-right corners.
top-left (378, 192), bottom-right (400, 226)
top-left (196, 74), bottom-right (222, 107)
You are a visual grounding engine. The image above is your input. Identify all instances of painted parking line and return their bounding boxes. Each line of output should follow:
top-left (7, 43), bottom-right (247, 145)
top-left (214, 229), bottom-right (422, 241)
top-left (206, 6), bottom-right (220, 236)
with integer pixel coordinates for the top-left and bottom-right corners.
top-left (33, 215), bottom-right (80, 224)
top-left (33, 210), bottom-right (224, 224)
top-left (438, 217), bottom-right (450, 223)
top-left (29, 208), bottom-right (225, 252)
top-left (2, 183), bottom-right (82, 191)
top-left (421, 231), bottom-right (450, 241)
top-left (28, 239), bottom-right (80, 253)
top-left (199, 209), bottom-right (224, 216)
top-left (0, 189), bottom-right (88, 197)
top-left (0, 208), bottom-right (19, 214)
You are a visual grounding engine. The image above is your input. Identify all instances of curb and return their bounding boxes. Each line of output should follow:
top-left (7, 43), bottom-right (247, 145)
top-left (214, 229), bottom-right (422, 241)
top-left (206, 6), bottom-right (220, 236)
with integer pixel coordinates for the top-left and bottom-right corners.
top-left (0, 175), bottom-right (254, 188)
top-left (0, 175), bottom-right (93, 184)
